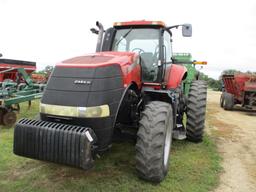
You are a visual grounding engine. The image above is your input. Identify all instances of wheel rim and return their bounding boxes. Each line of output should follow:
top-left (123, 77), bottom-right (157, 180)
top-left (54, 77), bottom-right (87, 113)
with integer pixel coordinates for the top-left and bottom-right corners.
top-left (163, 121), bottom-right (172, 167)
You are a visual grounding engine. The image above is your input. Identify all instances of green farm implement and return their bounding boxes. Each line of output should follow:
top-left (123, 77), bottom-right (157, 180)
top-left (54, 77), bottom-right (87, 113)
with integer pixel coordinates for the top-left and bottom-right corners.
top-left (172, 53), bottom-right (207, 96)
top-left (0, 68), bottom-right (45, 126)
top-left (171, 53), bottom-right (207, 139)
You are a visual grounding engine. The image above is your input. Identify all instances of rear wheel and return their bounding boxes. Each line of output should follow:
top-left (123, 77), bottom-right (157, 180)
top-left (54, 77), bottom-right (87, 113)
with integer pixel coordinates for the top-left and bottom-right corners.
top-left (186, 81), bottom-right (207, 142)
top-left (135, 101), bottom-right (173, 182)
top-left (223, 92), bottom-right (234, 110)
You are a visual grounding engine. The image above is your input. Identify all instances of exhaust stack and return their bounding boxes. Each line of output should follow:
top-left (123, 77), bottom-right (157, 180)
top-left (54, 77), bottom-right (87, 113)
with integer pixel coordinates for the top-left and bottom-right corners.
top-left (95, 21), bottom-right (104, 52)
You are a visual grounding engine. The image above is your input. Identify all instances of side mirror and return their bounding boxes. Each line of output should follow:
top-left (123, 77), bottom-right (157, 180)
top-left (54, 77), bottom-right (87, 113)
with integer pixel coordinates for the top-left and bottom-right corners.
top-left (182, 24), bottom-right (192, 37)
top-left (90, 28), bottom-right (99, 34)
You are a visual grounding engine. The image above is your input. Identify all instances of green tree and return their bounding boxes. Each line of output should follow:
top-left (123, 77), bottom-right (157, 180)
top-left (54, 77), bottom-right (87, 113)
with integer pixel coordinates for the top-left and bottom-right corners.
top-left (34, 65), bottom-right (54, 75)
top-left (199, 72), bottom-right (222, 90)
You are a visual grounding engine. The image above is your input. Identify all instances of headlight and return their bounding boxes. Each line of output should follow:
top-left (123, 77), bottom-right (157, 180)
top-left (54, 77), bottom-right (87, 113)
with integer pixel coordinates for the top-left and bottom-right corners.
top-left (78, 105), bottom-right (110, 118)
top-left (40, 103), bottom-right (110, 118)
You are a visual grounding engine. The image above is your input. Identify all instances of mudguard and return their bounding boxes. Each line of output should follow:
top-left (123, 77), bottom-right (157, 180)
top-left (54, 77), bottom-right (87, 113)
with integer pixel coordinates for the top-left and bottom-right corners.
top-left (166, 64), bottom-right (187, 89)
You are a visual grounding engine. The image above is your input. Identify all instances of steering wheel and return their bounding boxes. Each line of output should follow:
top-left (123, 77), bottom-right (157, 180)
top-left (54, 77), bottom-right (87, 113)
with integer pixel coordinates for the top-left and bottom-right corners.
top-left (132, 48), bottom-right (145, 54)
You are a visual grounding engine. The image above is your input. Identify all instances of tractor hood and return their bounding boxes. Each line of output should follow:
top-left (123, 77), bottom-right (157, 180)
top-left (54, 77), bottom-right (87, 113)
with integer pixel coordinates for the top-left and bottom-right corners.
top-left (41, 52), bottom-right (136, 109)
top-left (42, 51), bottom-right (139, 108)
top-left (56, 51), bottom-right (138, 69)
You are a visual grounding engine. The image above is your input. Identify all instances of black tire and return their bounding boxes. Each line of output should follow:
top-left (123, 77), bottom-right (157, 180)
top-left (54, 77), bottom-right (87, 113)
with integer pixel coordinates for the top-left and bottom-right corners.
top-left (220, 93), bottom-right (224, 108)
top-left (2, 111), bottom-right (17, 127)
top-left (186, 81), bottom-right (207, 142)
top-left (223, 92), bottom-right (234, 110)
top-left (135, 101), bottom-right (173, 182)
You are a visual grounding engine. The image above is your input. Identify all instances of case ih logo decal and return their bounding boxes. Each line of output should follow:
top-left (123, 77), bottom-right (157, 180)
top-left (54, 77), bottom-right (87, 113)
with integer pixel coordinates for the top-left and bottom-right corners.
top-left (74, 80), bottom-right (91, 85)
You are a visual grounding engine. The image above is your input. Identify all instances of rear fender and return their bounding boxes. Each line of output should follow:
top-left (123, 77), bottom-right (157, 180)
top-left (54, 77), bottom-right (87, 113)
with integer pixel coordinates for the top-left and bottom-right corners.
top-left (166, 64), bottom-right (187, 89)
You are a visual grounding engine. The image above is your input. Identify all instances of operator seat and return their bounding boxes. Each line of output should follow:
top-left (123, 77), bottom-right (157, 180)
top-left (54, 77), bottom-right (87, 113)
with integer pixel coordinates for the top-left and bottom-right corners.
top-left (140, 52), bottom-right (157, 81)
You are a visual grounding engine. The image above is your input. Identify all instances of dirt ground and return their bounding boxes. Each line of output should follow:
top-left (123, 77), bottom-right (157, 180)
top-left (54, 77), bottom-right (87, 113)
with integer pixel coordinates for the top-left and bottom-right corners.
top-left (207, 91), bottom-right (256, 192)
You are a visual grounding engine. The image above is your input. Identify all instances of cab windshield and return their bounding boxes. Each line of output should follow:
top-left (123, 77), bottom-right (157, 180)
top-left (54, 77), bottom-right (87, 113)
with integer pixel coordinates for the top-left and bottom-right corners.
top-left (112, 28), bottom-right (160, 82)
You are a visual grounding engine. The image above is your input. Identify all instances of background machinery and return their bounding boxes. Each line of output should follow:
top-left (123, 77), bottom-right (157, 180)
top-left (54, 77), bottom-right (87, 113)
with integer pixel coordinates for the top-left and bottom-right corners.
top-left (13, 21), bottom-right (207, 182)
top-left (221, 73), bottom-right (256, 110)
top-left (0, 57), bottom-right (36, 82)
top-left (172, 52), bottom-right (207, 95)
top-left (0, 55), bottom-right (45, 126)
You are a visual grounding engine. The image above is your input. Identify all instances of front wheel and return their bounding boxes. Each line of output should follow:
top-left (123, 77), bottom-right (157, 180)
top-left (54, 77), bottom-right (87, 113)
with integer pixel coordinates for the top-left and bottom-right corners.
top-left (135, 101), bottom-right (173, 182)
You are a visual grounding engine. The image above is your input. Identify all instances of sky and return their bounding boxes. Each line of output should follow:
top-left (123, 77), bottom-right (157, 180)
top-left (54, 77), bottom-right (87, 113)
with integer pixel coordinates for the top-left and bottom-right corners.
top-left (0, 0), bottom-right (256, 79)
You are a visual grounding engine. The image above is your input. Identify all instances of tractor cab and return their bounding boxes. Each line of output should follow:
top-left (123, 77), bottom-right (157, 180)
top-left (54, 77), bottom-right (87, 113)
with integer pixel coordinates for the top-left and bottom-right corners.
top-left (112, 27), bottom-right (160, 82)
top-left (93, 20), bottom-right (192, 84)
top-left (111, 22), bottom-right (168, 82)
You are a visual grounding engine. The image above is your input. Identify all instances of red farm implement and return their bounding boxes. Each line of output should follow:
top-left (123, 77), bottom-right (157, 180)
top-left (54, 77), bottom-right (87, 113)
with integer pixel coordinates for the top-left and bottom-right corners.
top-left (0, 58), bottom-right (36, 82)
top-left (220, 73), bottom-right (256, 110)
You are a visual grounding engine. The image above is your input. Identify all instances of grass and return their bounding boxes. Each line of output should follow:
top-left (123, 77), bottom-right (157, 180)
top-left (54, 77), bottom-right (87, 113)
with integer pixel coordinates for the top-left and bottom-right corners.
top-left (0, 101), bottom-right (221, 192)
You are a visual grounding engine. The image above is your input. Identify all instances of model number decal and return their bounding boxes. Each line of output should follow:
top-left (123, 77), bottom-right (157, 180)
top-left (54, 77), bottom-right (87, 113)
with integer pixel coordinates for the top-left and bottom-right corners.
top-left (74, 80), bottom-right (91, 85)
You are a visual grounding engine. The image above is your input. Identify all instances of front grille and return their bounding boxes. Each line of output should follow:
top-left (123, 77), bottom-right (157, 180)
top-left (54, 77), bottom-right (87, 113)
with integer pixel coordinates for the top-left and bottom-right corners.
top-left (41, 65), bottom-right (124, 107)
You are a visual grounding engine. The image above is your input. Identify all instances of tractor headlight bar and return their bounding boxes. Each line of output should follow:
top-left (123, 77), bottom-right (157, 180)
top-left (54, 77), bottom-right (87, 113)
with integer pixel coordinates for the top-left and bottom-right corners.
top-left (40, 103), bottom-right (110, 118)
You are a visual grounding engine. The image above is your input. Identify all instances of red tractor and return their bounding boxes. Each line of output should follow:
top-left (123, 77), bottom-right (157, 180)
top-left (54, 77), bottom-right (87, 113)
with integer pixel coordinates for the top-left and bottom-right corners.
top-left (13, 21), bottom-right (207, 182)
